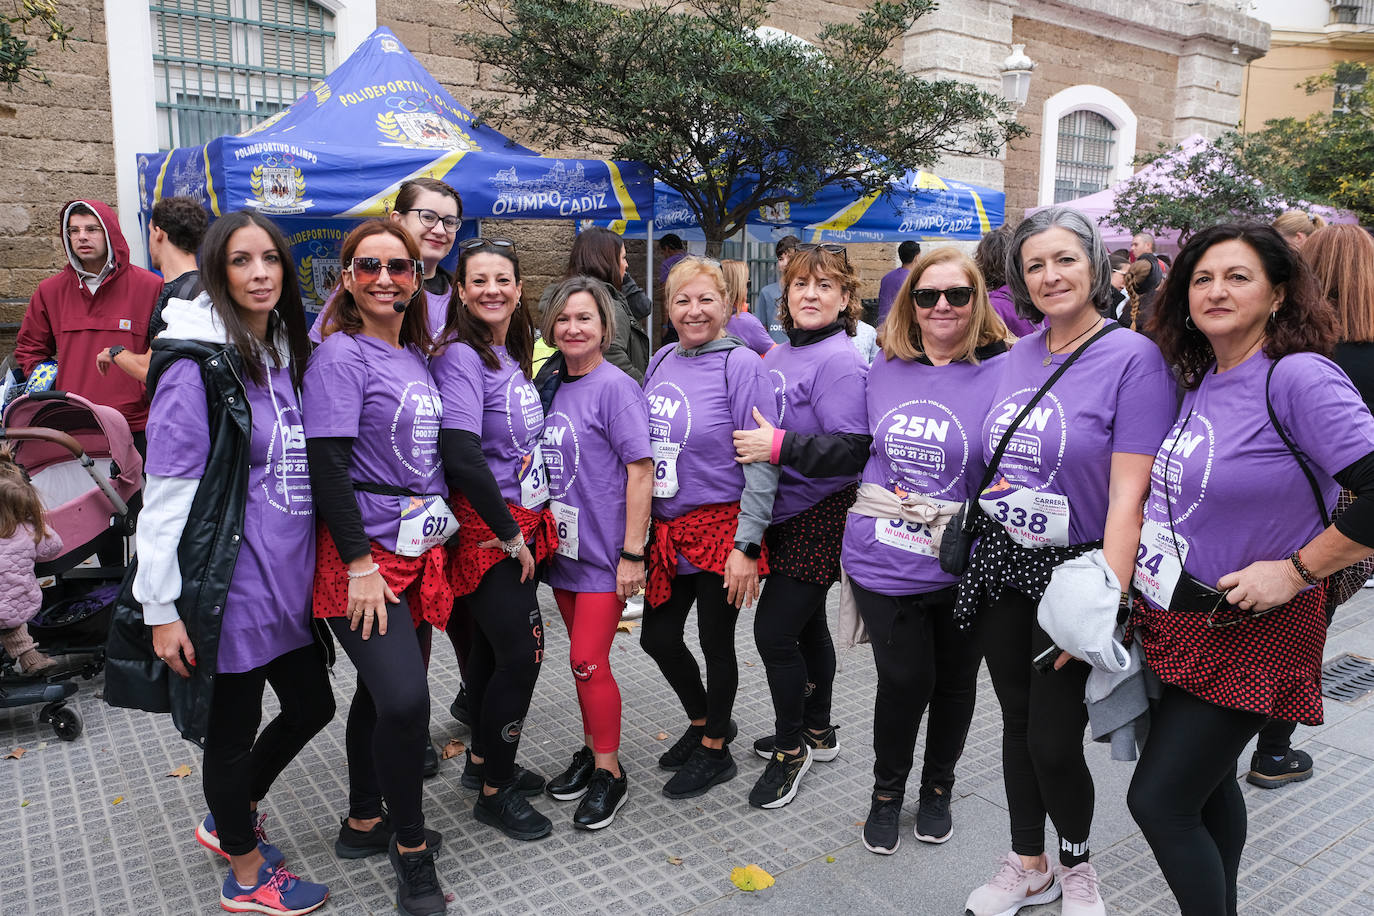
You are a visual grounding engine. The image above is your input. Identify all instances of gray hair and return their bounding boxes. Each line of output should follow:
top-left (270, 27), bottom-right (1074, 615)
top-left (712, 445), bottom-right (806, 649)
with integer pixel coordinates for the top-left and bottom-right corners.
top-left (1005, 207), bottom-right (1114, 322)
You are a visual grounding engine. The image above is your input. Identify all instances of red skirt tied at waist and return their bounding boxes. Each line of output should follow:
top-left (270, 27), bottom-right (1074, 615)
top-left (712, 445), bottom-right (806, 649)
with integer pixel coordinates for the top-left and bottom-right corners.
top-left (447, 493), bottom-right (558, 597)
top-left (647, 501), bottom-right (770, 608)
top-left (312, 526), bottom-right (453, 630)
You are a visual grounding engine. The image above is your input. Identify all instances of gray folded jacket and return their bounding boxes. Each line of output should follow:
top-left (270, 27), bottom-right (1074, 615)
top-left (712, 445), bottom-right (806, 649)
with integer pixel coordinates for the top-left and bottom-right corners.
top-left (1085, 636), bottom-right (1151, 761)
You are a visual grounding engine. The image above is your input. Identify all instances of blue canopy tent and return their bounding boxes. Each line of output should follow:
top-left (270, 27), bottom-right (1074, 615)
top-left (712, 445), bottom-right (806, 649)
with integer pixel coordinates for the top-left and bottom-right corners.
top-left (134, 27), bottom-right (654, 312)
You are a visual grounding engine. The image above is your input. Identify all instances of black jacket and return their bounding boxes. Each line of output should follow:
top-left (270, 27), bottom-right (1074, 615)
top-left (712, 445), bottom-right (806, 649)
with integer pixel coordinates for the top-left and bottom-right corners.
top-left (537, 278), bottom-right (650, 382)
top-left (104, 339), bottom-right (251, 746)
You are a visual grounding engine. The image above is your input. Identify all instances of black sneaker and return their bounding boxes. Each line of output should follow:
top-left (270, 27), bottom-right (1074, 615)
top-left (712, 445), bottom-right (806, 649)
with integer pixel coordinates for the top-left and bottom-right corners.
top-left (752, 725), bottom-right (840, 762)
top-left (422, 742), bottom-right (439, 779)
top-left (862, 793), bottom-right (902, 855)
top-left (662, 745), bottom-right (737, 799)
top-left (1247, 748), bottom-right (1315, 789)
top-left (460, 752), bottom-right (547, 796)
top-left (473, 784), bottom-right (553, 841)
top-left (547, 746), bottom-right (596, 801)
top-left (748, 745), bottom-right (812, 809)
top-left (914, 784), bottom-right (952, 843)
top-left (335, 813), bottom-right (443, 860)
top-left (660, 719), bottom-right (738, 770)
top-left (387, 836), bottom-right (446, 916)
top-left (449, 687), bottom-right (471, 727)
top-left (573, 767), bottom-right (629, 830)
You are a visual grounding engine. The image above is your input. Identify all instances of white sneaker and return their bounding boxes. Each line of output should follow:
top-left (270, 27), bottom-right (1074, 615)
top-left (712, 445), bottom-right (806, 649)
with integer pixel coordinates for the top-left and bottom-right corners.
top-left (621, 596), bottom-right (644, 620)
top-left (965, 851), bottom-right (1061, 916)
top-left (1056, 861), bottom-right (1106, 916)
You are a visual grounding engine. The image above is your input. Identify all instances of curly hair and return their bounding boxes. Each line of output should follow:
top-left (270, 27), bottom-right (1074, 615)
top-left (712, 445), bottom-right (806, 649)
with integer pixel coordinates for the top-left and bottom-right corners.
top-left (779, 246), bottom-right (861, 335)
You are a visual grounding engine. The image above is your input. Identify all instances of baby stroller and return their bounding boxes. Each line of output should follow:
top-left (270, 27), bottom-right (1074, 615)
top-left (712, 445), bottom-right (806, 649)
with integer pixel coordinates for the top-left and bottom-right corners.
top-left (0, 389), bottom-right (143, 740)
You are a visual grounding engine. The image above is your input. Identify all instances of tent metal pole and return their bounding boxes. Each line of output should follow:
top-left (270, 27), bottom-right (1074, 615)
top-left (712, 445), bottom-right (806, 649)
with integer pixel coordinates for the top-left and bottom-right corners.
top-left (646, 220), bottom-right (655, 344)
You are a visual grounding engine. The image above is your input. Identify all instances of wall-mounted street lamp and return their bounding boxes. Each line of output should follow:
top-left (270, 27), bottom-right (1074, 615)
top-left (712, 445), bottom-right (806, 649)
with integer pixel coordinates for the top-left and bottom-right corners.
top-left (1000, 43), bottom-right (1035, 108)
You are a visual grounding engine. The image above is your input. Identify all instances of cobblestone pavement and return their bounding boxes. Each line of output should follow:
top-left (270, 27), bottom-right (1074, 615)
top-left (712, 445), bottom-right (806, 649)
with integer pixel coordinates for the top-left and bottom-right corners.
top-left (6, 586), bottom-right (1374, 915)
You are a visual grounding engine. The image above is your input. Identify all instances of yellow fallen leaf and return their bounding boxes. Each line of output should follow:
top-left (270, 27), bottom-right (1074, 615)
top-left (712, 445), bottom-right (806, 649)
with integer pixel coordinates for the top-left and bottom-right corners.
top-left (5, 747), bottom-right (26, 760)
top-left (826, 856), bottom-right (836, 863)
top-left (20, 799), bottom-right (29, 807)
top-left (112, 796), bottom-right (124, 805)
top-left (655, 731), bottom-right (669, 741)
top-left (440, 738), bottom-right (466, 760)
top-left (167, 764), bottom-right (193, 778)
top-left (729, 864), bottom-right (774, 892)
top-left (616, 620), bottom-right (639, 634)
top-left (667, 855), bottom-right (683, 866)
top-left (743, 661), bottom-right (755, 667)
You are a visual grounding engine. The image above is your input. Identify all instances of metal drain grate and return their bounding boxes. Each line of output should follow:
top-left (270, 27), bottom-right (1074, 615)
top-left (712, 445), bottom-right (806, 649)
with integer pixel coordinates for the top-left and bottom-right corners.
top-left (1322, 654), bottom-right (1374, 702)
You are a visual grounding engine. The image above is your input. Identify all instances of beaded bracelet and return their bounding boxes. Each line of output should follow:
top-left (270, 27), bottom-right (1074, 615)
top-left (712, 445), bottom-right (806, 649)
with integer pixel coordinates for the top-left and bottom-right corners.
top-left (346, 562), bottom-right (380, 580)
top-left (1289, 550), bottom-right (1320, 586)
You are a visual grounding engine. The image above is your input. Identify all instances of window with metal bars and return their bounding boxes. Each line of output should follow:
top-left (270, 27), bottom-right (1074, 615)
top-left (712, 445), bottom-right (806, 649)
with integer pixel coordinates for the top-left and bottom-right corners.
top-left (1053, 109), bottom-right (1116, 204)
top-left (151, 0), bottom-right (335, 149)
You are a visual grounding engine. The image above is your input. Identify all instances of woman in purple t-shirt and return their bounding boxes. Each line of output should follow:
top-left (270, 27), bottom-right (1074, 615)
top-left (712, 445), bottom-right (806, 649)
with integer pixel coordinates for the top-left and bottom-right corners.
top-left (722, 259), bottom-right (775, 356)
top-left (128, 210), bottom-right (331, 914)
top-left (1127, 224), bottom-right (1374, 915)
top-left (731, 244), bottom-right (868, 811)
top-left (640, 256), bottom-right (781, 800)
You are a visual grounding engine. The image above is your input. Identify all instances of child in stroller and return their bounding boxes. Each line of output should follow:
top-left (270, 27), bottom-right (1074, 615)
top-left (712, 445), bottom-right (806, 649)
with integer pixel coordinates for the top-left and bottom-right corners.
top-left (0, 447), bottom-right (63, 673)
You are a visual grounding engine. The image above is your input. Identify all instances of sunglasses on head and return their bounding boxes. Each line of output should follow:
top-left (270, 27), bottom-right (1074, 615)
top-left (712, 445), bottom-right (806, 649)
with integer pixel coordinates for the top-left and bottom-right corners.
top-left (912, 286), bottom-right (975, 309)
top-left (458, 236), bottom-right (517, 253)
top-left (796, 242), bottom-right (849, 263)
top-left (346, 257), bottom-right (420, 283)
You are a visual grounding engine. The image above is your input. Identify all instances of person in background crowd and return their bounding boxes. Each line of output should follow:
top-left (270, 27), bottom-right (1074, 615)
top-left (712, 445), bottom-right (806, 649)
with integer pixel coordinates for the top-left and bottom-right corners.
top-left (733, 243), bottom-right (869, 810)
top-left (1156, 253), bottom-right (1172, 275)
top-left (1121, 257), bottom-right (1162, 334)
top-left (98, 195), bottom-right (207, 385)
top-left (1129, 223), bottom-right (1374, 915)
top-left (975, 224), bottom-right (1038, 338)
top-left (640, 256), bottom-right (780, 800)
top-left (0, 450), bottom-right (63, 674)
top-left (1130, 232), bottom-right (1156, 260)
top-left (756, 236), bottom-right (799, 344)
top-left (536, 277), bottom-right (652, 830)
top-left (961, 207), bottom-right (1175, 916)
top-left (1109, 253), bottom-right (1130, 319)
top-left (721, 259), bottom-right (774, 356)
top-left (849, 315), bottom-right (880, 365)
top-left (876, 240), bottom-right (919, 326)
top-left (306, 220), bottom-right (448, 915)
top-left (843, 246), bottom-right (1008, 855)
top-left (107, 210), bottom-right (333, 916)
top-left (1272, 209), bottom-right (1327, 251)
top-left (657, 233), bottom-right (688, 286)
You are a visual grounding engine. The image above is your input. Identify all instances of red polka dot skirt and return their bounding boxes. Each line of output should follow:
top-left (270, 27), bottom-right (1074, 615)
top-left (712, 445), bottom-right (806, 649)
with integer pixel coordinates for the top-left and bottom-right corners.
top-left (312, 525), bottom-right (454, 631)
top-left (646, 501), bottom-right (770, 608)
top-left (447, 494), bottom-right (558, 598)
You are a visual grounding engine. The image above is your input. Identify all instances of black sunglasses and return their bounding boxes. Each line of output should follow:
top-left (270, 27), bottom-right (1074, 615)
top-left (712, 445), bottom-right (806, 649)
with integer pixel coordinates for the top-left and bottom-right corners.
top-left (346, 257), bottom-right (420, 282)
top-left (796, 242), bottom-right (849, 263)
top-left (458, 236), bottom-right (517, 253)
top-left (403, 208), bottom-right (460, 232)
top-left (912, 286), bottom-right (975, 309)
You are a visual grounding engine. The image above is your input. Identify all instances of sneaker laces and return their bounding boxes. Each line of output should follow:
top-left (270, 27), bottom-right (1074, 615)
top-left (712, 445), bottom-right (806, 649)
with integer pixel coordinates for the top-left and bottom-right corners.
top-left (868, 796), bottom-right (900, 829)
top-left (583, 769), bottom-right (614, 806)
top-left (1059, 863), bottom-right (1100, 903)
top-left (397, 847), bottom-right (441, 897)
top-left (988, 854), bottom-right (1034, 892)
top-left (252, 813), bottom-right (271, 845)
top-left (920, 786), bottom-right (950, 816)
top-left (667, 728), bottom-right (703, 760)
top-left (260, 865), bottom-right (300, 895)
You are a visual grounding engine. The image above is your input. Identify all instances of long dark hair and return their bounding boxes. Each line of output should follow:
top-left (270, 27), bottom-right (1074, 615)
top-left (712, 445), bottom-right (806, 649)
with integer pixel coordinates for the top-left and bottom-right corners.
top-left (322, 220), bottom-right (432, 353)
top-left (199, 210), bottom-right (310, 388)
top-left (1150, 222), bottom-right (1336, 389)
top-left (564, 227), bottom-right (623, 289)
top-left (444, 241), bottom-right (534, 376)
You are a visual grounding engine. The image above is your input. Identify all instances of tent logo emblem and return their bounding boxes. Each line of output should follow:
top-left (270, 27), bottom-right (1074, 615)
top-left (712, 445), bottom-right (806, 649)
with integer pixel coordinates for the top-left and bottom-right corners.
top-left (381, 37), bottom-right (401, 53)
top-left (377, 110), bottom-right (476, 151)
top-left (249, 160), bottom-right (312, 214)
top-left (759, 201), bottom-right (790, 224)
top-left (299, 255), bottom-right (342, 310)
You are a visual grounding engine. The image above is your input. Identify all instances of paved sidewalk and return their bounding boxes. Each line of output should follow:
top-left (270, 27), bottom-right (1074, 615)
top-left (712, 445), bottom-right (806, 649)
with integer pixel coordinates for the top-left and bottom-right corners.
top-left (6, 586), bottom-right (1374, 915)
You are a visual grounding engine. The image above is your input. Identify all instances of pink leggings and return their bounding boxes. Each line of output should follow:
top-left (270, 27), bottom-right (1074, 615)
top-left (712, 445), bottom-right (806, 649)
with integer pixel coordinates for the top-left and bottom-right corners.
top-left (553, 589), bottom-right (624, 753)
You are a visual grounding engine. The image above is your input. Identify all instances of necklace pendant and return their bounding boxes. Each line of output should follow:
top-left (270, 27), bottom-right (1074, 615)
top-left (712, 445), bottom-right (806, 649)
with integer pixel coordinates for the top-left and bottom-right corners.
top-left (1042, 354), bottom-right (1053, 367)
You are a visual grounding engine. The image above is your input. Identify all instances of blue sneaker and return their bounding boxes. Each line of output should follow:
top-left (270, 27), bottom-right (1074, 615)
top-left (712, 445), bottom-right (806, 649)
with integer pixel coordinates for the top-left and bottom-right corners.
top-left (197, 813), bottom-right (285, 868)
top-left (220, 861), bottom-right (328, 915)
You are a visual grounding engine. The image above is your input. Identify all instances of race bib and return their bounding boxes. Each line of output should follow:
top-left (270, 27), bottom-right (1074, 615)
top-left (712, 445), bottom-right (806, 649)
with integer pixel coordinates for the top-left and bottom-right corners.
top-left (519, 446), bottom-right (550, 508)
top-left (874, 517), bottom-right (938, 557)
top-left (395, 495), bottom-right (459, 557)
top-left (978, 483), bottom-right (1070, 548)
top-left (652, 440), bottom-right (681, 498)
top-left (551, 500), bottom-right (580, 561)
top-left (1134, 519), bottom-right (1187, 608)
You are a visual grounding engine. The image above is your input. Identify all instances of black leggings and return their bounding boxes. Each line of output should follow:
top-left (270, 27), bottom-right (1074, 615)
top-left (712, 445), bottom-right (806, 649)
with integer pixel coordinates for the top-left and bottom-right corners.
top-left (328, 596), bottom-right (431, 848)
top-left (1128, 685), bottom-right (1266, 916)
top-left (754, 573), bottom-right (835, 750)
top-left (463, 558), bottom-right (544, 788)
top-left (1255, 717), bottom-right (1298, 757)
top-left (853, 583), bottom-right (980, 799)
top-left (641, 571), bottom-right (740, 739)
top-left (980, 589), bottom-right (1093, 865)
top-left (203, 642), bottom-right (335, 856)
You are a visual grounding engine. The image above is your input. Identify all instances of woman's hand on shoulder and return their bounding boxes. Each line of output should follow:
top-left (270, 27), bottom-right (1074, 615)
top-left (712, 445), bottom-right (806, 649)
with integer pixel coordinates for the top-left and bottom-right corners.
top-left (733, 407), bottom-right (776, 465)
top-left (1217, 558), bottom-right (1308, 614)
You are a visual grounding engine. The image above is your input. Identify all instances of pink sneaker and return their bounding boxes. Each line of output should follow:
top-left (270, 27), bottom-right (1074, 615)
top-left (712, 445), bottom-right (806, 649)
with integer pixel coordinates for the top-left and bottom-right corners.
top-left (965, 851), bottom-right (1061, 916)
top-left (1056, 861), bottom-right (1106, 916)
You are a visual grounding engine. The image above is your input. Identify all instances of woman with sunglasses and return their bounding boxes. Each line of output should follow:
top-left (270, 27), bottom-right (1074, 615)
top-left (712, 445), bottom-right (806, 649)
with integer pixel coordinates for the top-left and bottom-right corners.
top-left (430, 236), bottom-right (558, 841)
top-left (730, 244), bottom-right (867, 811)
top-left (833, 247), bottom-right (1008, 855)
top-left (306, 220), bottom-right (449, 916)
top-left (960, 208), bottom-right (1175, 916)
top-left (722, 259), bottom-right (774, 356)
top-left (1126, 224), bottom-right (1374, 916)
top-left (640, 256), bottom-right (780, 800)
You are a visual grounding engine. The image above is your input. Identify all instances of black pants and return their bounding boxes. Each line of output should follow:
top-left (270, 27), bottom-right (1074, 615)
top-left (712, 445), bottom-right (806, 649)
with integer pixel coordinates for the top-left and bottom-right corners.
top-left (853, 582), bottom-right (980, 799)
top-left (980, 589), bottom-right (1093, 865)
top-left (328, 596), bottom-right (431, 848)
top-left (641, 571), bottom-right (740, 739)
top-left (1255, 717), bottom-right (1298, 757)
top-left (754, 573), bottom-right (835, 750)
top-left (202, 642), bottom-right (335, 856)
top-left (1128, 685), bottom-right (1266, 916)
top-left (462, 558), bottom-right (543, 788)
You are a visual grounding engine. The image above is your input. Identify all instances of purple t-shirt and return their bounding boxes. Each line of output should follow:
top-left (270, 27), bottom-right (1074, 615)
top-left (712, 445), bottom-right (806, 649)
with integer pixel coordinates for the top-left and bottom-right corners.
top-left (842, 351), bottom-right (1008, 596)
top-left (430, 342), bottom-right (546, 506)
top-left (727, 312), bottom-right (775, 356)
top-left (307, 286), bottom-right (451, 345)
top-left (989, 285), bottom-right (1039, 338)
top-left (979, 323), bottom-right (1175, 546)
top-left (876, 266), bottom-right (911, 327)
top-left (303, 333), bottom-right (444, 553)
top-left (766, 331), bottom-right (869, 523)
top-left (542, 362), bottom-right (652, 592)
top-left (146, 359), bottom-right (314, 674)
top-left (1137, 352), bottom-right (1374, 609)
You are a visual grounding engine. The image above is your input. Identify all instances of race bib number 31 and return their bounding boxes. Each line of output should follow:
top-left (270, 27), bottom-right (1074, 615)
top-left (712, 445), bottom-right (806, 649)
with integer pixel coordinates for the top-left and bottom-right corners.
top-left (978, 484), bottom-right (1070, 548)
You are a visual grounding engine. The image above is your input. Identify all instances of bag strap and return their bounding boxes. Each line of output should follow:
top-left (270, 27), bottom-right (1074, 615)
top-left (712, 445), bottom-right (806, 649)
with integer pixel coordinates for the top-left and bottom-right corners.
top-left (1265, 357), bottom-right (1332, 527)
top-left (353, 480), bottom-right (442, 500)
top-left (975, 322), bottom-right (1120, 495)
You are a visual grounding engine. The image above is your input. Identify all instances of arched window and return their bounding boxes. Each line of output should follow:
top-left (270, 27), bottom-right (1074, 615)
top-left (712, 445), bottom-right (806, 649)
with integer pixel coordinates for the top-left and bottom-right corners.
top-left (151, 0), bottom-right (336, 149)
top-left (1054, 110), bottom-right (1116, 203)
top-left (1037, 85), bottom-right (1138, 207)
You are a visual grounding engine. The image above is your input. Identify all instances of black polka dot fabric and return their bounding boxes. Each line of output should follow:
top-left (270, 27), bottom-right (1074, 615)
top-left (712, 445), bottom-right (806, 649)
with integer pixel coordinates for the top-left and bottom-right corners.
top-left (766, 483), bottom-right (857, 586)
top-left (952, 522), bottom-right (1102, 629)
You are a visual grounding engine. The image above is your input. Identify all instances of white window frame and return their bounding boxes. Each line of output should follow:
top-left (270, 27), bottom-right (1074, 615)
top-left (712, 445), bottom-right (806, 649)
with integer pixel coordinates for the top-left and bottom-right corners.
top-left (1037, 85), bottom-right (1138, 207)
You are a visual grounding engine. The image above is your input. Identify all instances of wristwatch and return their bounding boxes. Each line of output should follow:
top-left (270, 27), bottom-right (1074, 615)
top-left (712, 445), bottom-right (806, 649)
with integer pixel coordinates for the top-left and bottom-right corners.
top-left (108, 345), bottom-right (126, 360)
top-left (732, 540), bottom-right (761, 559)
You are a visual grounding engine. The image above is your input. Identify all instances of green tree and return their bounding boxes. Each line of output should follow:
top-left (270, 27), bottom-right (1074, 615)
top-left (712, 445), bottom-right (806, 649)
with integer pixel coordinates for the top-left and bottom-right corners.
top-left (2, 0), bottom-right (73, 87)
top-left (460, 0), bottom-right (1024, 252)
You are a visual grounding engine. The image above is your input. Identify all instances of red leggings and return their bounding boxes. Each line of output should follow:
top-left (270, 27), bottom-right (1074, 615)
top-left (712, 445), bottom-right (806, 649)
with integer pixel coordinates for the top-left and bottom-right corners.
top-left (553, 589), bottom-right (624, 753)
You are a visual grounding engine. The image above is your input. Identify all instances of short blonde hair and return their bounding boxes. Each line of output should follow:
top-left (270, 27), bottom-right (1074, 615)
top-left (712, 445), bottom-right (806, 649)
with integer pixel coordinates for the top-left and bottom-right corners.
top-left (539, 276), bottom-right (617, 353)
top-left (721, 260), bottom-right (749, 311)
top-left (879, 246), bottom-right (1008, 364)
top-left (1273, 209), bottom-right (1327, 240)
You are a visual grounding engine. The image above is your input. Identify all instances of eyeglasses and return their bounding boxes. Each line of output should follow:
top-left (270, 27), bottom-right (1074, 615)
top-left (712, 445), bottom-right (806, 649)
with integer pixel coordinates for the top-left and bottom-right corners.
top-left (912, 286), bottom-right (975, 309)
top-left (458, 237), bottom-right (517, 253)
top-left (403, 208), bottom-right (460, 233)
top-left (796, 242), bottom-right (849, 263)
top-left (346, 257), bottom-right (421, 283)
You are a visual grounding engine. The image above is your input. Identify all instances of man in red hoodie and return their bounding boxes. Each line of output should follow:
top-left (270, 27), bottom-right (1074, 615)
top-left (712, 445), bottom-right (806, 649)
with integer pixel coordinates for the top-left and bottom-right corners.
top-left (15, 200), bottom-right (164, 446)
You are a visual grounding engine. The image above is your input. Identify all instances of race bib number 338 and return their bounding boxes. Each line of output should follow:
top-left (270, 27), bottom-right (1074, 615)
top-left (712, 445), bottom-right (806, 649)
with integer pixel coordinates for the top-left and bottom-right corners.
top-left (978, 483), bottom-right (1070, 548)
